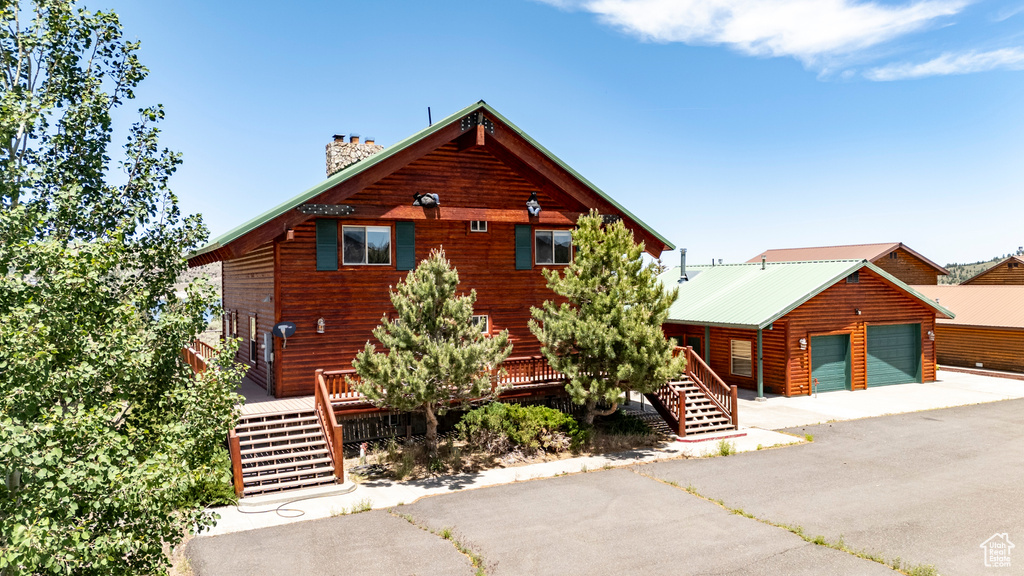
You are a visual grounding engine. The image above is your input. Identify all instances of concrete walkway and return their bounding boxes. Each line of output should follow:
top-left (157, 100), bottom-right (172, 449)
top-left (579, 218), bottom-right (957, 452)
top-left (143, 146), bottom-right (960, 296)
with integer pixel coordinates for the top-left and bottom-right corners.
top-left (737, 369), bottom-right (1023, 430)
top-left (200, 426), bottom-right (801, 537)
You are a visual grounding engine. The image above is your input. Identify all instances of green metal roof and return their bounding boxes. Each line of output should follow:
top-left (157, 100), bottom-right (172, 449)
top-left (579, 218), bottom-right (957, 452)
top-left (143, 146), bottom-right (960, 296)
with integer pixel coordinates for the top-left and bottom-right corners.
top-left (658, 260), bottom-right (954, 330)
top-left (193, 101), bottom-right (674, 258)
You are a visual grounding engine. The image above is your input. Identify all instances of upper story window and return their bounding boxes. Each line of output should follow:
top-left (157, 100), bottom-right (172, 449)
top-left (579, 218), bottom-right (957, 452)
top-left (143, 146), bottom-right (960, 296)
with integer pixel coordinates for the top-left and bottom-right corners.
top-left (846, 271), bottom-right (860, 284)
top-left (471, 314), bottom-right (489, 334)
top-left (536, 230), bottom-right (572, 265)
top-left (470, 221), bottom-right (487, 232)
top-left (889, 252), bottom-right (898, 260)
top-left (343, 226), bottom-right (391, 265)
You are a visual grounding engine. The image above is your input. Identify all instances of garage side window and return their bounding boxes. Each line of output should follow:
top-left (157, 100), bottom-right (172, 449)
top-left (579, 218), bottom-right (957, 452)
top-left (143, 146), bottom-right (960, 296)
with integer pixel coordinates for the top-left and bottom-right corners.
top-left (731, 340), bottom-right (752, 377)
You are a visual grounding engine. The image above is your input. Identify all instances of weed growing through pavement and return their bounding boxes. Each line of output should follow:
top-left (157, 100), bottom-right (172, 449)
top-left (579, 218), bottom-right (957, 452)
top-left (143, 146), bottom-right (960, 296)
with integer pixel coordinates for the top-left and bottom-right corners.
top-left (389, 509), bottom-right (490, 576)
top-left (804, 434), bottom-right (814, 442)
top-left (332, 498), bottom-right (373, 516)
top-left (633, 469), bottom-right (939, 576)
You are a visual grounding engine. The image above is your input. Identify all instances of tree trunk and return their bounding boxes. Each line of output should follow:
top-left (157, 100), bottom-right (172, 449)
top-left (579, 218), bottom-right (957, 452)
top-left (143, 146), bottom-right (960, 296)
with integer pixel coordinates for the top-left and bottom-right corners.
top-left (584, 398), bottom-right (619, 426)
top-left (424, 403), bottom-right (439, 454)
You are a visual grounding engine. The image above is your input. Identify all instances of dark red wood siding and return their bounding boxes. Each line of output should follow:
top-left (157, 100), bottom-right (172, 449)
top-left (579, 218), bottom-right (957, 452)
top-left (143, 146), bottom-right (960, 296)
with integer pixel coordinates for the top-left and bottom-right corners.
top-left (664, 267), bottom-right (939, 397)
top-left (222, 243), bottom-right (275, 389)
top-left (268, 145), bottom-right (577, 397)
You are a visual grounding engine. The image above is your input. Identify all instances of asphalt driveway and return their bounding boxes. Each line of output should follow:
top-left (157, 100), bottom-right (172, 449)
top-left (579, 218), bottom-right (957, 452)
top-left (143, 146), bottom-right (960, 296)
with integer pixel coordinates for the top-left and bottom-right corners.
top-left (638, 398), bottom-right (1024, 575)
top-left (188, 398), bottom-right (1024, 576)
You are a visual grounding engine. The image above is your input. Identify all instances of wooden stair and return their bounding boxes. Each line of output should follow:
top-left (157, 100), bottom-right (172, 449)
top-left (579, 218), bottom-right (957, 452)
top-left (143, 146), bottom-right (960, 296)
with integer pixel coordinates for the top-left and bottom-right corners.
top-left (234, 410), bottom-right (338, 497)
top-left (644, 376), bottom-right (736, 436)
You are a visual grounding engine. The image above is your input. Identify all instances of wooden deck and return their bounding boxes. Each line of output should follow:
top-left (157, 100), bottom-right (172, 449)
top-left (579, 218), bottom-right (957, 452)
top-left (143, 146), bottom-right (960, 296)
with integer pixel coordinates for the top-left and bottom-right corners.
top-left (237, 376), bottom-right (314, 416)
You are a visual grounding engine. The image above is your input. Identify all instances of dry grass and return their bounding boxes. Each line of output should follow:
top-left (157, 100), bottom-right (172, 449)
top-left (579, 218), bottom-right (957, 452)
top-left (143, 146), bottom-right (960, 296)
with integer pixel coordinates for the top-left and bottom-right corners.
top-left (342, 426), bottom-right (667, 482)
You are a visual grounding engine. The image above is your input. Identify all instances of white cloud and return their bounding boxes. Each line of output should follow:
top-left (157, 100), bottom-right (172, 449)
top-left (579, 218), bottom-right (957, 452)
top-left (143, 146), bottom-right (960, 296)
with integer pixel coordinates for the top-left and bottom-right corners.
top-left (864, 47), bottom-right (1024, 79)
top-left (539, 0), bottom-right (967, 65)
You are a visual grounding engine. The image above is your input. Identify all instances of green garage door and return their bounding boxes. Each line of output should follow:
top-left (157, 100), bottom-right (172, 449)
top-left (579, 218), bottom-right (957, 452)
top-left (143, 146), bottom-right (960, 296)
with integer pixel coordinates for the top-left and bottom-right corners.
top-left (811, 334), bottom-right (850, 392)
top-left (867, 324), bottom-right (921, 386)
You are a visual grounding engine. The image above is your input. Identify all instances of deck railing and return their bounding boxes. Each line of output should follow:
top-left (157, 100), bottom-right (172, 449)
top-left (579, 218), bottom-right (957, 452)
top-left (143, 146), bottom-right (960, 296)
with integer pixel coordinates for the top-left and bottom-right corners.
top-left (681, 346), bottom-right (738, 429)
top-left (182, 339), bottom-right (219, 375)
top-left (314, 369), bottom-right (345, 483)
top-left (318, 355), bottom-right (566, 403)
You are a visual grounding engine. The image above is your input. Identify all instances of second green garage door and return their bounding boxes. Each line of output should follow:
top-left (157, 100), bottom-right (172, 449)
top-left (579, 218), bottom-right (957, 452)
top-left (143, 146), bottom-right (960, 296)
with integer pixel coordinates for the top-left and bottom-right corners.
top-left (811, 334), bottom-right (850, 392)
top-left (867, 324), bottom-right (921, 386)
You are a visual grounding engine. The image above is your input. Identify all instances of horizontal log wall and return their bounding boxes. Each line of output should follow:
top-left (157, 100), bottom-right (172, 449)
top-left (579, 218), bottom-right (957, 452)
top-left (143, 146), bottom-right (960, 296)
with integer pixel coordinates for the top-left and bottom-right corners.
top-left (223, 243), bottom-right (274, 389)
top-left (963, 262), bottom-right (1024, 285)
top-left (271, 145), bottom-right (575, 397)
top-left (934, 325), bottom-right (1024, 373)
top-left (872, 248), bottom-right (942, 285)
top-left (784, 267), bottom-right (937, 395)
top-left (664, 268), bottom-right (939, 397)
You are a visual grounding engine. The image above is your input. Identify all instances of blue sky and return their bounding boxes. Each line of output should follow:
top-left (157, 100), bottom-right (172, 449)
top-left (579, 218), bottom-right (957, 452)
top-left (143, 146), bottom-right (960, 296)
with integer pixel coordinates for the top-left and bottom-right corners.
top-left (109, 0), bottom-right (1023, 266)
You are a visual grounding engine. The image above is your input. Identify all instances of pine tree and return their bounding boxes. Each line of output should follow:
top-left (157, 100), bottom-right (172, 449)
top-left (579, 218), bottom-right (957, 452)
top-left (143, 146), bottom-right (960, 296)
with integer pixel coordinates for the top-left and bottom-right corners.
top-left (353, 248), bottom-right (512, 453)
top-left (529, 211), bottom-right (685, 425)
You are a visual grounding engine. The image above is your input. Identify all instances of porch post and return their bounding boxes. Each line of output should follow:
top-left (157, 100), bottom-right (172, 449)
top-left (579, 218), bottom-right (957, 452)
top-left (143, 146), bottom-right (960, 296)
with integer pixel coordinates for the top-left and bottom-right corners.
top-left (704, 326), bottom-right (710, 360)
top-left (756, 328), bottom-right (765, 401)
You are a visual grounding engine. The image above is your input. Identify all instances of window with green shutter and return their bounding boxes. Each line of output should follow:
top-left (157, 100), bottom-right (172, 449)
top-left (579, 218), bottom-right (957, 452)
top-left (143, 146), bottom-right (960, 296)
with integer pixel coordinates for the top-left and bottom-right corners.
top-left (515, 225), bottom-right (532, 270)
top-left (315, 219), bottom-right (338, 271)
top-left (396, 221), bottom-right (415, 271)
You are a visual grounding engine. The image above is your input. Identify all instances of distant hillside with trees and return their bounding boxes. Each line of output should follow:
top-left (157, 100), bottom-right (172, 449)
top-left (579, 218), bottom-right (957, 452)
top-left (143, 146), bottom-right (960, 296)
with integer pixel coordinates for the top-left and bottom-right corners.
top-left (942, 246), bottom-right (1024, 284)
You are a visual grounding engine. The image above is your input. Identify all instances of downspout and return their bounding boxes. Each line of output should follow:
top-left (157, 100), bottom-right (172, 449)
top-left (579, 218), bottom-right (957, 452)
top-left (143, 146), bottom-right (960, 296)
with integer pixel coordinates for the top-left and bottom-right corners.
top-left (756, 328), bottom-right (765, 401)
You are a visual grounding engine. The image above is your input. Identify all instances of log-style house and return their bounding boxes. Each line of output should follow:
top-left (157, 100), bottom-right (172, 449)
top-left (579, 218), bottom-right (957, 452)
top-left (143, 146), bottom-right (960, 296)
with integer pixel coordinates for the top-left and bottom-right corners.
top-left (659, 256), bottom-right (954, 397)
top-left (748, 242), bottom-right (949, 285)
top-left (188, 101), bottom-right (675, 399)
top-left (910, 284), bottom-right (1024, 373)
top-left (960, 255), bottom-right (1024, 285)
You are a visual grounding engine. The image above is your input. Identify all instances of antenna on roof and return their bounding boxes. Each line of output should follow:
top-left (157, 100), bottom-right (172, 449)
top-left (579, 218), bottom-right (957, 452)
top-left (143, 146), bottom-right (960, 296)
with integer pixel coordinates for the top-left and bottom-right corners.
top-left (427, 107), bottom-right (432, 127)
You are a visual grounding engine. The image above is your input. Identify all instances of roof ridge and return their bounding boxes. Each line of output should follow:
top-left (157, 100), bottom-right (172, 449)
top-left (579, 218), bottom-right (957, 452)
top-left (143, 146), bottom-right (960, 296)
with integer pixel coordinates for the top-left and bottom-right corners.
top-left (759, 242), bottom-right (898, 251)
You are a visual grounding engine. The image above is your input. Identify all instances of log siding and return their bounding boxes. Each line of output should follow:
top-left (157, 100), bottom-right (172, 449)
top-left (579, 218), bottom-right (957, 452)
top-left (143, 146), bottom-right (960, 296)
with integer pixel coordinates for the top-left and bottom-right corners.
top-left (222, 243), bottom-right (275, 389)
top-left (934, 325), bottom-right (1024, 373)
top-left (268, 145), bottom-right (578, 397)
top-left (872, 247), bottom-right (943, 285)
top-left (665, 268), bottom-right (939, 396)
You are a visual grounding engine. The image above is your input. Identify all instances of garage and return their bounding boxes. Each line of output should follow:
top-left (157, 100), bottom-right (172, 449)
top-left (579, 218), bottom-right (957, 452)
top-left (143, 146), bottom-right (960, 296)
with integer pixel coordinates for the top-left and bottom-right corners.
top-left (867, 324), bottom-right (921, 386)
top-left (811, 334), bottom-right (850, 392)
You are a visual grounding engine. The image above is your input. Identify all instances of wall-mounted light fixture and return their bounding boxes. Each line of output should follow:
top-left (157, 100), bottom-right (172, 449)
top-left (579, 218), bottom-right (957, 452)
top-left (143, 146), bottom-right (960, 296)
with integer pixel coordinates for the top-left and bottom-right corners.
top-left (316, 318), bottom-right (326, 334)
top-left (526, 191), bottom-right (541, 217)
top-left (286, 229), bottom-right (295, 241)
top-left (855, 308), bottom-right (862, 315)
top-left (799, 338), bottom-right (807, 350)
top-left (927, 330), bottom-right (935, 341)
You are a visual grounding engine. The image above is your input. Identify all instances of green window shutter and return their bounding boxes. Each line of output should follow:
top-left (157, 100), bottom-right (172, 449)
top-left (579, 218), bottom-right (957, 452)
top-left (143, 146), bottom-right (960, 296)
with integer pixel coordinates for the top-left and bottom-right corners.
top-left (515, 225), bottom-right (532, 270)
top-left (315, 219), bottom-right (338, 271)
top-left (396, 221), bottom-right (416, 271)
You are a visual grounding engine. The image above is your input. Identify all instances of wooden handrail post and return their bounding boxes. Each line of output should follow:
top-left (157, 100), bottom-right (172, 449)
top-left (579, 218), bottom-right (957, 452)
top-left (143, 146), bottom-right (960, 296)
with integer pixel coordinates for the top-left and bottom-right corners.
top-left (228, 430), bottom-right (244, 498)
top-left (333, 425), bottom-right (344, 482)
top-left (730, 385), bottom-right (739, 429)
top-left (678, 387), bottom-right (687, 437)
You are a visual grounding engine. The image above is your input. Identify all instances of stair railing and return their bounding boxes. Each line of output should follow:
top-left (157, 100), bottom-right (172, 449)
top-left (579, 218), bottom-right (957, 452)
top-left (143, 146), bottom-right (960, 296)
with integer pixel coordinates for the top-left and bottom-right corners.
top-left (681, 346), bottom-right (739, 431)
top-left (314, 369), bottom-right (345, 483)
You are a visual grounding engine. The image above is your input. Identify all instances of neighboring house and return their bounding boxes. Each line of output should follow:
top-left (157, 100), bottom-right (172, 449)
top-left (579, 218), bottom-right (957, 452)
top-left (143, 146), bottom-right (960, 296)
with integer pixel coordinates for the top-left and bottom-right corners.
top-left (747, 242), bottom-right (949, 285)
top-left (910, 284), bottom-right (1024, 373)
top-left (960, 255), bottom-right (1024, 285)
top-left (188, 101), bottom-right (673, 398)
top-left (658, 258), bottom-right (953, 397)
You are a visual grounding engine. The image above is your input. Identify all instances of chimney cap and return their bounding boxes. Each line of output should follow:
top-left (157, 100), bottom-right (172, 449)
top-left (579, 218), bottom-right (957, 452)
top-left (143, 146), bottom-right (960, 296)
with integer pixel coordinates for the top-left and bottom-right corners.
top-left (333, 134), bottom-right (346, 142)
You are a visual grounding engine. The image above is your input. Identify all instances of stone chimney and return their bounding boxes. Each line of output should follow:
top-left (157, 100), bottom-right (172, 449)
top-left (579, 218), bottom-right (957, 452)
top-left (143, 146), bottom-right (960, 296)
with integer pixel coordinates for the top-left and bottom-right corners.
top-left (325, 133), bottom-right (384, 176)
